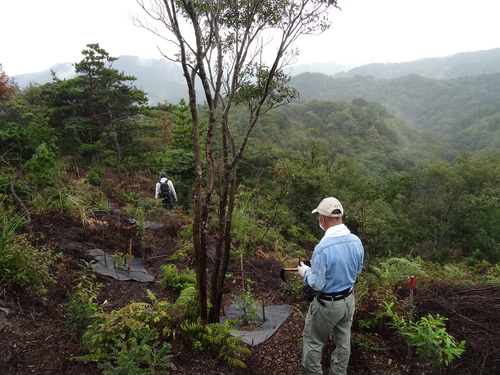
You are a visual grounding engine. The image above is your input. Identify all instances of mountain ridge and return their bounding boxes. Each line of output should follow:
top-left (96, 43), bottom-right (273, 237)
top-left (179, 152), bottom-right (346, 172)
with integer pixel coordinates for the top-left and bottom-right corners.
top-left (13, 48), bottom-right (500, 105)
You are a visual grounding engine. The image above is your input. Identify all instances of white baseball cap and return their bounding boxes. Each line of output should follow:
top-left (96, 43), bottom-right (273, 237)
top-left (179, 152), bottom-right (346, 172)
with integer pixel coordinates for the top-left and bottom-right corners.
top-left (311, 197), bottom-right (344, 217)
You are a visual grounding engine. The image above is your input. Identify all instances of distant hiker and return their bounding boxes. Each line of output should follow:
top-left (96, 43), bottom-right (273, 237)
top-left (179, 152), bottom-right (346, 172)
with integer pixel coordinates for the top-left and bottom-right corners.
top-left (155, 172), bottom-right (177, 210)
top-left (298, 197), bottom-right (364, 375)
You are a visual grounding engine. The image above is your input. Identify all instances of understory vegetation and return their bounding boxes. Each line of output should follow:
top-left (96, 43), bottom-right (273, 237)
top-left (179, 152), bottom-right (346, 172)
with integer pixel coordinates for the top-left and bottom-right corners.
top-left (1, 47), bottom-right (499, 373)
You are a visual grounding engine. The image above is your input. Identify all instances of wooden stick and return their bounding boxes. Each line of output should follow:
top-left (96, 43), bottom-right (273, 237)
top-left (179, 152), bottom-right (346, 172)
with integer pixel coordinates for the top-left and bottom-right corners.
top-left (240, 253), bottom-right (245, 292)
top-left (128, 238), bottom-right (132, 274)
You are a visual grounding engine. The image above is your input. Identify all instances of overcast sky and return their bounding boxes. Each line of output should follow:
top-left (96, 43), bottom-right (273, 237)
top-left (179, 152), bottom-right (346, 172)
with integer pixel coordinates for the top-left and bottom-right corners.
top-left (2, 0), bottom-right (499, 76)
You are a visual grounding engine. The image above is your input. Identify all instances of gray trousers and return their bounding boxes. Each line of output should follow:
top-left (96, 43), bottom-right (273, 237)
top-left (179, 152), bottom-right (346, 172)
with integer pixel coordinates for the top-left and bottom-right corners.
top-left (302, 293), bottom-right (355, 375)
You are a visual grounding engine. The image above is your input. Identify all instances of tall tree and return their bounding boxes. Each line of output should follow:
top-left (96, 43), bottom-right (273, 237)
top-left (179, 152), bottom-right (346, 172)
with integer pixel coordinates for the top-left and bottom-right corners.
top-left (36, 44), bottom-right (148, 167)
top-left (73, 44), bottom-right (148, 143)
top-left (136, 0), bottom-right (340, 323)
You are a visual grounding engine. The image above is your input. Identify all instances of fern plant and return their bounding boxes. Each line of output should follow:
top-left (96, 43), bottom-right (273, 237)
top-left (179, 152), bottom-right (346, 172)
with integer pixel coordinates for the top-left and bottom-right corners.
top-left (181, 319), bottom-right (250, 368)
top-left (76, 286), bottom-right (249, 369)
top-left (98, 335), bottom-right (172, 375)
top-left (160, 264), bottom-right (196, 290)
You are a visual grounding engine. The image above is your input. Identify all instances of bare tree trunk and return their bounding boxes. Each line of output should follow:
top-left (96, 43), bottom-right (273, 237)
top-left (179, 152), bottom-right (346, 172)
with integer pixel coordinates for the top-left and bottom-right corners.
top-left (209, 165), bottom-right (238, 323)
top-left (135, 0), bottom-right (339, 324)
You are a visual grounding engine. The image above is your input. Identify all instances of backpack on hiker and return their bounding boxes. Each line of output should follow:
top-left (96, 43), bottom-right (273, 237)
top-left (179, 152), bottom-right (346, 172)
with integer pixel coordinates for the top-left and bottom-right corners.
top-left (159, 179), bottom-right (171, 199)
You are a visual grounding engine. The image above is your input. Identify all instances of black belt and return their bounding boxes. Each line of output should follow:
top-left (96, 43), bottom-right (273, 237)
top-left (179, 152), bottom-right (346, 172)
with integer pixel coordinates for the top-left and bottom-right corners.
top-left (318, 288), bottom-right (352, 301)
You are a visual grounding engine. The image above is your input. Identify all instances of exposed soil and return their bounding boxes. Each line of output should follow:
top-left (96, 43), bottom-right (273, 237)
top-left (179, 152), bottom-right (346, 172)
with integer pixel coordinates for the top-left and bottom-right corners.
top-left (1, 176), bottom-right (499, 375)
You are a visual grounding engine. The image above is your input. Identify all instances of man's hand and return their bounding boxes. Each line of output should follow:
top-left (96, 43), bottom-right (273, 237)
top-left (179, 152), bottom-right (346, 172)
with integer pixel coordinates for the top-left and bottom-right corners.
top-left (298, 261), bottom-right (311, 278)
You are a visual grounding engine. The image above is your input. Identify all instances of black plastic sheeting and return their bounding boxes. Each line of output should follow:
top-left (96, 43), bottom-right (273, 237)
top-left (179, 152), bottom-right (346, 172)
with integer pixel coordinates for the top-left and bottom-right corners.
top-left (222, 304), bottom-right (293, 346)
top-left (87, 248), bottom-right (155, 282)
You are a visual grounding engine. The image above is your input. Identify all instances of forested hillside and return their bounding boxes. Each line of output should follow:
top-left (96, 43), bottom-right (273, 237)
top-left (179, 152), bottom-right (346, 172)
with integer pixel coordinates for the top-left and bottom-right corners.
top-left (241, 99), bottom-right (455, 176)
top-left (16, 48), bottom-right (500, 154)
top-left (290, 72), bottom-right (500, 151)
top-left (2, 44), bottom-right (500, 374)
top-left (3, 44), bottom-right (499, 273)
top-left (14, 49), bottom-right (500, 134)
top-left (335, 48), bottom-right (500, 79)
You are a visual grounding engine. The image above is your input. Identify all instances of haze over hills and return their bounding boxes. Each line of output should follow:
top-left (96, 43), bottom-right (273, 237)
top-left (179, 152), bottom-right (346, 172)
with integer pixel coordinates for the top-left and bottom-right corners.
top-left (13, 48), bottom-right (500, 105)
top-left (13, 56), bottom-right (188, 105)
top-left (11, 49), bottom-right (500, 152)
top-left (334, 48), bottom-right (500, 79)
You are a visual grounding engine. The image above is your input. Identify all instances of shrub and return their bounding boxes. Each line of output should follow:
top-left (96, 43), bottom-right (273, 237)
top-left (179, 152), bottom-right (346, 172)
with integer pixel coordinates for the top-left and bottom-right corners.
top-left (25, 143), bottom-right (57, 191)
top-left (383, 302), bottom-right (465, 369)
top-left (0, 234), bottom-right (55, 293)
top-left (64, 261), bottom-right (102, 335)
top-left (79, 290), bottom-right (175, 361)
top-left (233, 280), bottom-right (262, 325)
top-left (77, 288), bottom-right (249, 369)
top-left (0, 209), bottom-right (55, 292)
top-left (86, 170), bottom-right (102, 186)
top-left (230, 202), bottom-right (304, 257)
top-left (372, 257), bottom-right (427, 289)
top-left (98, 336), bottom-right (172, 375)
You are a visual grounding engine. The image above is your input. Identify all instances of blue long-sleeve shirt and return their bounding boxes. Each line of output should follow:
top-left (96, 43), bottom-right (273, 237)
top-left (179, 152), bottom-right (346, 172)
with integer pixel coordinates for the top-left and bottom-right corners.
top-left (303, 225), bottom-right (364, 294)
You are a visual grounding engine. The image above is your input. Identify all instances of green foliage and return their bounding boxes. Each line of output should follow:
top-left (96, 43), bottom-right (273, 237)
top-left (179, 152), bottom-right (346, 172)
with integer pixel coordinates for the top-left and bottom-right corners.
top-left (182, 319), bottom-right (250, 368)
top-left (167, 99), bottom-right (198, 151)
top-left (167, 225), bottom-right (194, 262)
top-left (100, 178), bottom-right (130, 206)
top-left (0, 172), bottom-right (28, 200)
top-left (290, 72), bottom-right (500, 152)
top-left (98, 336), bottom-right (172, 375)
top-left (32, 44), bottom-right (147, 160)
top-left (357, 306), bottom-right (390, 331)
top-left (412, 151), bottom-right (500, 262)
top-left (78, 290), bottom-right (176, 363)
top-left (0, 97), bottom-right (56, 165)
top-left (25, 143), bottom-right (57, 191)
top-left (86, 170), bottom-right (102, 186)
top-left (383, 302), bottom-right (466, 369)
top-left (78, 287), bottom-right (248, 368)
top-left (230, 186), bottom-right (306, 257)
top-left (235, 65), bottom-right (299, 111)
top-left (111, 251), bottom-right (130, 268)
top-left (30, 186), bottom-right (95, 225)
top-left (64, 261), bottom-right (102, 335)
top-left (160, 264), bottom-right (196, 291)
top-left (245, 112), bottom-right (499, 262)
top-left (0, 206), bottom-right (25, 249)
top-left (0, 236), bottom-right (55, 292)
top-left (167, 237), bottom-right (193, 263)
top-left (372, 257), bottom-right (427, 289)
top-left (234, 281), bottom-right (262, 325)
top-left (352, 333), bottom-right (387, 352)
top-left (122, 201), bottom-right (148, 246)
top-left (0, 209), bottom-right (55, 292)
top-left (280, 278), bottom-right (305, 302)
top-left (434, 259), bottom-right (500, 285)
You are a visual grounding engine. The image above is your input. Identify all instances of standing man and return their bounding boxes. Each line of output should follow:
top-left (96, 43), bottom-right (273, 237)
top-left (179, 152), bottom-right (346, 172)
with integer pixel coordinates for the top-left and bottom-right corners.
top-left (298, 197), bottom-right (364, 375)
top-left (155, 172), bottom-right (177, 210)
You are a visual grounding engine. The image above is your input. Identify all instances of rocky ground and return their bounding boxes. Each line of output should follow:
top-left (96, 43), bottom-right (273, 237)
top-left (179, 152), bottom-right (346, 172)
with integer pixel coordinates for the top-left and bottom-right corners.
top-left (1, 187), bottom-right (499, 375)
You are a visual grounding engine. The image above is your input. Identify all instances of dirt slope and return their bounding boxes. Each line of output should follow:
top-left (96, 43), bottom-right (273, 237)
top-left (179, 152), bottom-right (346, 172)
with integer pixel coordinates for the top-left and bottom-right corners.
top-left (1, 201), bottom-right (499, 374)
